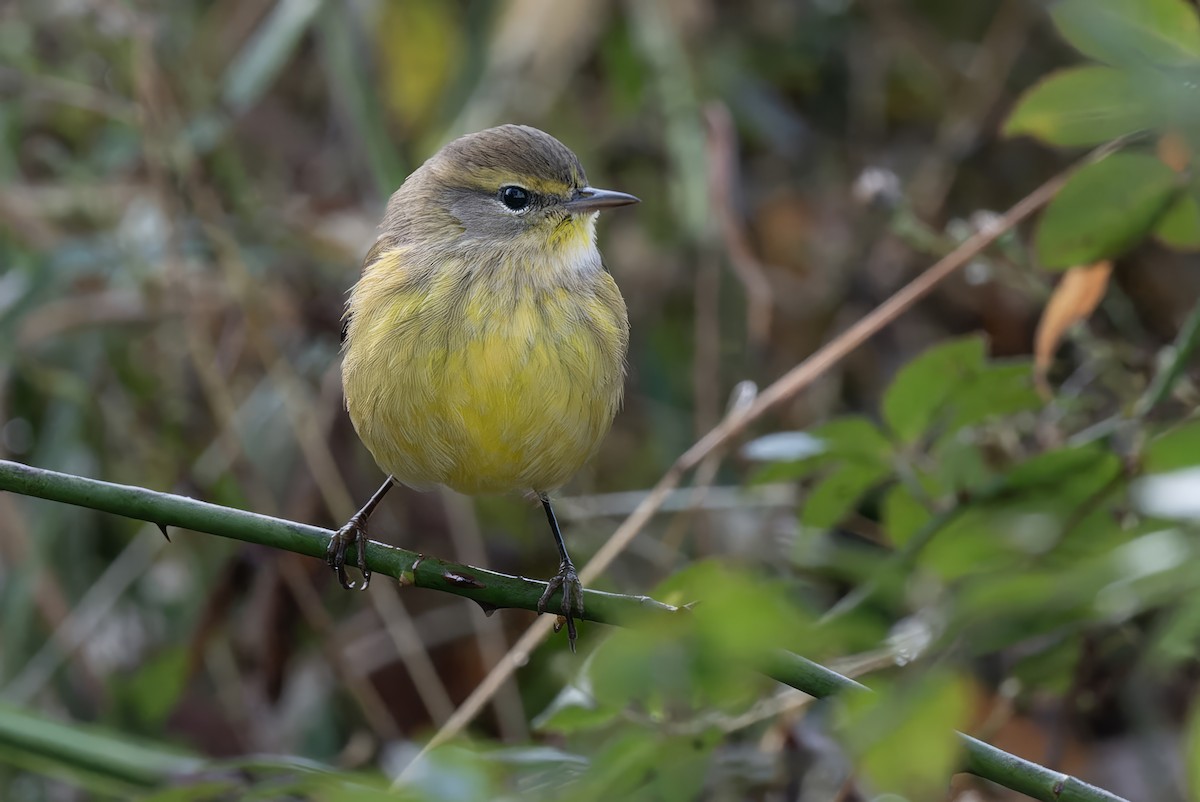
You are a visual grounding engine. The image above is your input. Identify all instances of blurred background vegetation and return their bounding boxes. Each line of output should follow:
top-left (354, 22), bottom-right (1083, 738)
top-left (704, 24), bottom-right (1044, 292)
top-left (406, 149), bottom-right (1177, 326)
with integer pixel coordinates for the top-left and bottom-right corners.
top-left (2, 0), bottom-right (1200, 800)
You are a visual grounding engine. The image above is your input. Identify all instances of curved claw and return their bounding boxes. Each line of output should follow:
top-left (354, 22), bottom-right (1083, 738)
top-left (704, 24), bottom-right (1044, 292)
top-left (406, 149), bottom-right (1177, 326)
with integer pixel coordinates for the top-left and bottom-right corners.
top-left (327, 518), bottom-right (371, 591)
top-left (538, 560), bottom-right (584, 652)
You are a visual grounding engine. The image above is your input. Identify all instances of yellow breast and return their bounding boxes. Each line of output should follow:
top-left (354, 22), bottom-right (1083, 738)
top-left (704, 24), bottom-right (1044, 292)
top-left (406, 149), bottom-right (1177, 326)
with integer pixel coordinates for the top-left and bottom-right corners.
top-left (342, 248), bottom-right (629, 496)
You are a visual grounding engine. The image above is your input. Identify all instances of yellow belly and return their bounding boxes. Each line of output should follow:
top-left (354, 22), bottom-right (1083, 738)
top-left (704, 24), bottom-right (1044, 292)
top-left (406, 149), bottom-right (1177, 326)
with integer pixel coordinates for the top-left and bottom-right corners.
top-left (342, 253), bottom-right (628, 496)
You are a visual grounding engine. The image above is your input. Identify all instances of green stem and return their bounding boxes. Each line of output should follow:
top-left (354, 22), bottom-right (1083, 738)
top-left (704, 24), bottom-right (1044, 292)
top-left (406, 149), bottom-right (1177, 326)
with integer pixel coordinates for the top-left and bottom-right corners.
top-left (1134, 293), bottom-right (1200, 418)
top-left (0, 459), bottom-right (676, 626)
top-left (0, 459), bottom-right (1128, 802)
top-left (0, 703), bottom-right (202, 789)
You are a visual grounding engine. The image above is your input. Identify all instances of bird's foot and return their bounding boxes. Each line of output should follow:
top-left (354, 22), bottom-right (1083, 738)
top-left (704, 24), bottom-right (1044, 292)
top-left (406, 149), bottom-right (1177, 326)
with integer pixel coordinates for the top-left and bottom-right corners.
top-left (538, 559), bottom-right (584, 651)
top-left (326, 516), bottom-right (371, 590)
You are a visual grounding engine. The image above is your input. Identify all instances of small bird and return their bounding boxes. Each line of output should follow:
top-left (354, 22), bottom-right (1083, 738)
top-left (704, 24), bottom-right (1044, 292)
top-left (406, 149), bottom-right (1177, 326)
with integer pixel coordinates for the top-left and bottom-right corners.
top-left (329, 124), bottom-right (638, 649)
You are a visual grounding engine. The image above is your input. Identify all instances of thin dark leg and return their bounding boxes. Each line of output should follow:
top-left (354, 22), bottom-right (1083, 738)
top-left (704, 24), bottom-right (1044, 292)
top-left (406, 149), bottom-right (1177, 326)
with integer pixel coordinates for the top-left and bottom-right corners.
top-left (543, 496), bottom-right (571, 566)
top-left (537, 495), bottom-right (584, 651)
top-left (326, 476), bottom-right (394, 590)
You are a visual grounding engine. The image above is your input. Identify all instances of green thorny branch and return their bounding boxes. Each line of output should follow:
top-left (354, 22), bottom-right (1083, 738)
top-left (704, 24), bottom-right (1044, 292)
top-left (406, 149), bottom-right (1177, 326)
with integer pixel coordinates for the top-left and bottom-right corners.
top-left (0, 459), bottom-right (1126, 802)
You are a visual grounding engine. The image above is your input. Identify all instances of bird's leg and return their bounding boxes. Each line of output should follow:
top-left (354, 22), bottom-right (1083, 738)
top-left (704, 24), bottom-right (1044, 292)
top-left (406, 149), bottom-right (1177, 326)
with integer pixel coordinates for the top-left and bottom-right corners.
top-left (327, 476), bottom-right (394, 591)
top-left (536, 495), bottom-right (584, 651)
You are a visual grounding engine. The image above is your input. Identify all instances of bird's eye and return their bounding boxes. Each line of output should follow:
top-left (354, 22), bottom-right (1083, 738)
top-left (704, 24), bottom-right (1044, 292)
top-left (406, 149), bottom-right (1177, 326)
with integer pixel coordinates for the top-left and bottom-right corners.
top-left (499, 185), bottom-right (531, 211)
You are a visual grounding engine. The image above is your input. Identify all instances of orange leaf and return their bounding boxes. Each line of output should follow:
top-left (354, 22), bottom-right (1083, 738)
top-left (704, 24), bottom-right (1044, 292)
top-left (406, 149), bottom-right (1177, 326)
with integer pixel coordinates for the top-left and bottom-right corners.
top-left (1157, 130), bottom-right (1193, 173)
top-left (1033, 260), bottom-right (1114, 397)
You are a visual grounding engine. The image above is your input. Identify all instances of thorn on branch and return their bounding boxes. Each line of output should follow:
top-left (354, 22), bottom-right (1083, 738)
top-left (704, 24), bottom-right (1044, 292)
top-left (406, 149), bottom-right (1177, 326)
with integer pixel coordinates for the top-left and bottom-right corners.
top-left (475, 601), bottom-right (499, 617)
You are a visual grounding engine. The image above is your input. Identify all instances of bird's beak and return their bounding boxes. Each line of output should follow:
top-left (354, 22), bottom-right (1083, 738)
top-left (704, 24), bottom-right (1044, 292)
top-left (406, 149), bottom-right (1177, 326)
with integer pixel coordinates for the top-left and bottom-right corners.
top-left (564, 186), bottom-right (641, 212)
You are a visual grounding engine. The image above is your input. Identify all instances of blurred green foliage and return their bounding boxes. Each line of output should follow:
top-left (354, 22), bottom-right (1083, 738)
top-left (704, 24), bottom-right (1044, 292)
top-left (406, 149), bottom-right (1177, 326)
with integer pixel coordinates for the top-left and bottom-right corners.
top-left (3, 0), bottom-right (1200, 800)
top-left (1006, 0), bottom-right (1200, 268)
top-left (1034, 153), bottom-right (1182, 269)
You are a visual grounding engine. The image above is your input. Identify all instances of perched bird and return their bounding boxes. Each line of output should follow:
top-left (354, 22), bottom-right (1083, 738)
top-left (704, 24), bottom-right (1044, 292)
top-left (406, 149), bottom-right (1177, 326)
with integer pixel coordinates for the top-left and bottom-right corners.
top-left (330, 124), bottom-right (638, 649)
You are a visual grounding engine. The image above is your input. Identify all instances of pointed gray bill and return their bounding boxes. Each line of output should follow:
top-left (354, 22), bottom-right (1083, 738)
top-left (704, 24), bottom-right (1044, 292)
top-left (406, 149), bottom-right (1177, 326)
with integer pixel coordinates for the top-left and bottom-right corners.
top-left (564, 186), bottom-right (641, 212)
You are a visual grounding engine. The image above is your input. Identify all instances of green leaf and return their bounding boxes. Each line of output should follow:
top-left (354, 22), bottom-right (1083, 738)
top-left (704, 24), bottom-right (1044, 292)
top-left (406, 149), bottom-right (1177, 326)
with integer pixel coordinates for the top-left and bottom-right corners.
top-left (944, 361), bottom-right (1041, 431)
top-left (575, 731), bottom-right (657, 801)
top-left (576, 730), bottom-right (717, 802)
top-left (1155, 69), bottom-right (1200, 134)
top-left (836, 672), bottom-right (971, 799)
top-left (589, 624), bottom-right (702, 713)
top-left (999, 443), bottom-right (1119, 497)
top-left (0, 703), bottom-right (202, 790)
top-left (1004, 66), bottom-right (1160, 146)
top-left (882, 336), bottom-right (986, 442)
top-left (953, 568), bottom-right (1100, 651)
top-left (882, 484), bottom-right (931, 546)
top-left (1155, 190), bottom-right (1200, 250)
top-left (932, 432), bottom-right (994, 495)
top-left (629, 734), bottom-right (721, 802)
top-left (591, 563), bottom-right (811, 714)
top-left (1035, 152), bottom-right (1180, 268)
top-left (689, 564), bottom-right (815, 659)
top-left (811, 416), bottom-right (892, 463)
top-left (801, 463), bottom-right (890, 528)
top-left (748, 455), bottom-right (829, 484)
top-left (1051, 0), bottom-right (1200, 68)
top-left (658, 562), bottom-right (817, 659)
top-left (919, 507), bottom-right (1028, 582)
top-left (1144, 419), bottom-right (1200, 473)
